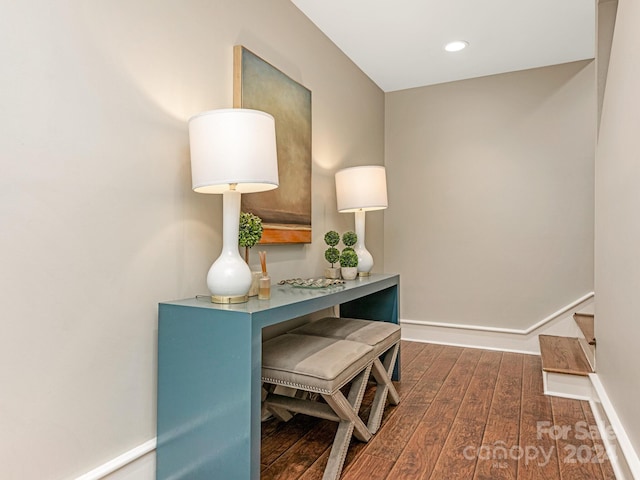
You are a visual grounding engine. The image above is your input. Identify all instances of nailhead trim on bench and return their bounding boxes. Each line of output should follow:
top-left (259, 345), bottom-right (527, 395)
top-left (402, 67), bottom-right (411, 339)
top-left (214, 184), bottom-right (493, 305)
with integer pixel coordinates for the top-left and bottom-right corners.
top-left (260, 377), bottom-right (333, 395)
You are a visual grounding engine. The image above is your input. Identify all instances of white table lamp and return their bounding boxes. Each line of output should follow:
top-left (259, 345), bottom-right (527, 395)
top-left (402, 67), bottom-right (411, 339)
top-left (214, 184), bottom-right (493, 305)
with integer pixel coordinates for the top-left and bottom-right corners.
top-left (189, 109), bottom-right (279, 303)
top-left (335, 165), bottom-right (388, 276)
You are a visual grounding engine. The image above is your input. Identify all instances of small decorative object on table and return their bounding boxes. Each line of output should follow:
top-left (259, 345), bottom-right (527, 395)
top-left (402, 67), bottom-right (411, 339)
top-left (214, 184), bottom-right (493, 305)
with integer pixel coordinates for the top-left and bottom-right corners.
top-left (323, 230), bottom-right (341, 279)
top-left (258, 251), bottom-right (271, 299)
top-left (239, 212), bottom-right (264, 297)
top-left (340, 231), bottom-right (359, 280)
top-left (278, 278), bottom-right (346, 288)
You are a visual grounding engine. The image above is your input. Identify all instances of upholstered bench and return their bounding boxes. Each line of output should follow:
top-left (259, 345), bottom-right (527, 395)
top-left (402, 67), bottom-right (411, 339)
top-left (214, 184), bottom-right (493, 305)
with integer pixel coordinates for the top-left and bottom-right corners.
top-left (262, 333), bottom-right (375, 480)
top-left (289, 317), bottom-right (401, 433)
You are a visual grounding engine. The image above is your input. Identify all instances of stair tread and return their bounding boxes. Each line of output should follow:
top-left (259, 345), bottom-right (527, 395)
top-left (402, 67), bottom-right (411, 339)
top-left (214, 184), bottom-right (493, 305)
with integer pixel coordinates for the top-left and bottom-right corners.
top-left (539, 335), bottom-right (593, 376)
top-left (573, 313), bottom-right (596, 344)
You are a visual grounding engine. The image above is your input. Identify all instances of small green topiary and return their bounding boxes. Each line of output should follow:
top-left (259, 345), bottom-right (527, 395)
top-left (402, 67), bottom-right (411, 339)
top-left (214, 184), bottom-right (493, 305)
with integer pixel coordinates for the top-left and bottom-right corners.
top-left (339, 249), bottom-right (358, 268)
top-left (324, 230), bottom-right (340, 247)
top-left (342, 231), bottom-right (357, 248)
top-left (239, 212), bottom-right (263, 263)
top-left (324, 231), bottom-right (341, 268)
top-left (324, 247), bottom-right (340, 268)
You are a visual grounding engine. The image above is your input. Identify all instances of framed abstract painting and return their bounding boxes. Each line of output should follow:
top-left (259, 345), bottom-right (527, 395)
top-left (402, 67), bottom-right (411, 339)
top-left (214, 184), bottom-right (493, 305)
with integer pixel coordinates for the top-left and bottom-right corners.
top-left (234, 45), bottom-right (312, 244)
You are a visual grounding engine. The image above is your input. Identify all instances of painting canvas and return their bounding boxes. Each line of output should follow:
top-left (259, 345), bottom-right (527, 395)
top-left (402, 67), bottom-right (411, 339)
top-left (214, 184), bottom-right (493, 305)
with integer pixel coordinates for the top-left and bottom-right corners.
top-left (234, 45), bottom-right (312, 244)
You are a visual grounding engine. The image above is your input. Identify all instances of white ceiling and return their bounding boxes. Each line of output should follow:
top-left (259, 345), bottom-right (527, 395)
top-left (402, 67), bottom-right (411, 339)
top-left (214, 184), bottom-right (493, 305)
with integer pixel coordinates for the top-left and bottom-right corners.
top-left (291, 0), bottom-right (595, 92)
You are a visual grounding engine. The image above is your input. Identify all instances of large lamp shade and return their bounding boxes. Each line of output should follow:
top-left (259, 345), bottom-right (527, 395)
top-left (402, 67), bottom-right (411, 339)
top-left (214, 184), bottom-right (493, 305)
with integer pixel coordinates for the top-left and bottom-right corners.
top-left (189, 109), bottom-right (279, 194)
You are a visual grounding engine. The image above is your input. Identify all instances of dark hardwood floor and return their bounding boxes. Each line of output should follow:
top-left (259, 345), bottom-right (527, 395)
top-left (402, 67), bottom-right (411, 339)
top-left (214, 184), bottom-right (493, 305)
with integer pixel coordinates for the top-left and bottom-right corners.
top-left (261, 341), bottom-right (616, 479)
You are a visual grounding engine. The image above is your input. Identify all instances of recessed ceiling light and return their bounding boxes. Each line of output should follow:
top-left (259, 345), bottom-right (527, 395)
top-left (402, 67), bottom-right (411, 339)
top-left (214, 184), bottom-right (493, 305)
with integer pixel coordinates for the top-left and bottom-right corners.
top-left (444, 41), bottom-right (469, 52)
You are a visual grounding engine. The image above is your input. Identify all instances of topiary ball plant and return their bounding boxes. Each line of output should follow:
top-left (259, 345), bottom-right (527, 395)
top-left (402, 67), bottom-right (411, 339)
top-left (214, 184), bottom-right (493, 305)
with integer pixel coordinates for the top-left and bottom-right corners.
top-left (324, 230), bottom-right (340, 268)
top-left (239, 212), bottom-right (263, 263)
top-left (324, 247), bottom-right (340, 268)
top-left (342, 231), bottom-right (357, 249)
top-left (340, 231), bottom-right (359, 279)
top-left (324, 230), bottom-right (340, 247)
top-left (339, 248), bottom-right (358, 268)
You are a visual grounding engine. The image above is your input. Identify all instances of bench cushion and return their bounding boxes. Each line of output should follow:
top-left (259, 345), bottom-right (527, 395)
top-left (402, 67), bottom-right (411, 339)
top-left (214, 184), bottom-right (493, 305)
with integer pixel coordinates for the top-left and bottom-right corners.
top-left (262, 333), bottom-right (374, 394)
top-left (289, 317), bottom-right (401, 356)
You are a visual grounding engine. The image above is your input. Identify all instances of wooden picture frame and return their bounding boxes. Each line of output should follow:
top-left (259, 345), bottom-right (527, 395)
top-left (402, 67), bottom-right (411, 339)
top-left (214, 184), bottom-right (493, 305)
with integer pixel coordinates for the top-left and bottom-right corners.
top-left (234, 45), bottom-right (312, 244)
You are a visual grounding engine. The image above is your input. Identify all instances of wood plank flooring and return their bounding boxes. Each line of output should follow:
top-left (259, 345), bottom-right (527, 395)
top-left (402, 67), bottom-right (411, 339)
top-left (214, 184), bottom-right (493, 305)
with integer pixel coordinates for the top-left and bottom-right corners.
top-left (261, 341), bottom-right (616, 480)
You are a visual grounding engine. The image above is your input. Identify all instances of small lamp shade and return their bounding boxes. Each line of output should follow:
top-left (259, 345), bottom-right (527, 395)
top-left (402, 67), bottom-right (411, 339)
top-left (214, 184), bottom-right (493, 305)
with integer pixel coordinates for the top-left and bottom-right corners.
top-left (189, 109), bottom-right (279, 194)
top-left (335, 165), bottom-right (388, 212)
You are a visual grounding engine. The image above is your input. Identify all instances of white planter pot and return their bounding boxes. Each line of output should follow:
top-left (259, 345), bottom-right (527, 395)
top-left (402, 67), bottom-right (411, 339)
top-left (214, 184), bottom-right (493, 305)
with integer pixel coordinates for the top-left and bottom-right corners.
top-left (325, 267), bottom-right (342, 279)
top-left (341, 267), bottom-right (358, 280)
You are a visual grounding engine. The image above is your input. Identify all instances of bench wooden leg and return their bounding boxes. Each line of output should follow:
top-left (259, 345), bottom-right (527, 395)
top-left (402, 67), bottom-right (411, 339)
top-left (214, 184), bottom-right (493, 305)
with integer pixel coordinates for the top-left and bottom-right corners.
top-left (368, 342), bottom-right (400, 434)
top-left (320, 363), bottom-right (372, 480)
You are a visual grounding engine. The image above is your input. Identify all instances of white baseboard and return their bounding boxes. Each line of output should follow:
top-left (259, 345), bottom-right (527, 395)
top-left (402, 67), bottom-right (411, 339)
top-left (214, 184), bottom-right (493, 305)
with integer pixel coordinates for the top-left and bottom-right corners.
top-left (539, 371), bottom-right (640, 479)
top-left (400, 292), bottom-right (594, 354)
top-left (590, 374), bottom-right (640, 480)
top-left (75, 439), bottom-right (156, 480)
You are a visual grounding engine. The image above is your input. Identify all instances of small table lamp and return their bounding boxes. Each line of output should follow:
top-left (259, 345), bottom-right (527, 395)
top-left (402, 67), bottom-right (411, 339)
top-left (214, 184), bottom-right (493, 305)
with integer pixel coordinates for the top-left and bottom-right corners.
top-left (335, 165), bottom-right (388, 276)
top-left (189, 109), bottom-right (279, 303)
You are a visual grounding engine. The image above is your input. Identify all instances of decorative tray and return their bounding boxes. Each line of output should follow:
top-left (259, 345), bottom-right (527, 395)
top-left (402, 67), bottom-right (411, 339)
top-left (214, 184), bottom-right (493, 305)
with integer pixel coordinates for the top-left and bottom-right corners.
top-left (278, 278), bottom-right (346, 289)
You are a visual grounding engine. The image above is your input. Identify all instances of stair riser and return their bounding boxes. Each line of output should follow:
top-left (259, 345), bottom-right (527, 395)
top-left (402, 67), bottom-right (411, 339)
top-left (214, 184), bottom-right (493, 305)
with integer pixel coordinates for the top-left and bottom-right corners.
top-left (543, 371), bottom-right (594, 401)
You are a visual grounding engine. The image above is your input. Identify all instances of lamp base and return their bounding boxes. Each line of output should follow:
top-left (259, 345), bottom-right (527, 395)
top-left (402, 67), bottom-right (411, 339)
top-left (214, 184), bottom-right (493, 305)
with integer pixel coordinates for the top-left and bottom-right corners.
top-left (354, 210), bottom-right (374, 278)
top-left (207, 189), bottom-right (252, 304)
top-left (211, 294), bottom-right (249, 304)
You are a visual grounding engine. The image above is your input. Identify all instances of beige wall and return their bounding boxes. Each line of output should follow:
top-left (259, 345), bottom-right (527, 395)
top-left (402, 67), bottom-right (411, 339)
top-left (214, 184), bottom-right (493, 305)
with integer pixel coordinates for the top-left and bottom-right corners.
top-left (385, 61), bottom-right (595, 329)
top-left (0, 1), bottom-right (384, 478)
top-left (595, 0), bottom-right (640, 456)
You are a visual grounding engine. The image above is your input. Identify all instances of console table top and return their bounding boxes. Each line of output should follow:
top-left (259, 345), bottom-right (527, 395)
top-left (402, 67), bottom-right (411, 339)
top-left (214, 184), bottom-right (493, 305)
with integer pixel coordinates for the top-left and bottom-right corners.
top-left (160, 273), bottom-right (399, 316)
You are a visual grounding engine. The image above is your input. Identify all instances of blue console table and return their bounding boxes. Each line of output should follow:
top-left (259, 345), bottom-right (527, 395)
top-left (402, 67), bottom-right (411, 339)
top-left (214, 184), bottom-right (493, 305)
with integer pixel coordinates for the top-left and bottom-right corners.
top-left (156, 273), bottom-right (399, 479)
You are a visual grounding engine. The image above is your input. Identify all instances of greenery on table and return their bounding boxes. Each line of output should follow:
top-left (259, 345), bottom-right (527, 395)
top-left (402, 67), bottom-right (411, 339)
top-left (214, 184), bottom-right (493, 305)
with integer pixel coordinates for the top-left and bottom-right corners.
top-left (342, 231), bottom-right (357, 249)
top-left (239, 212), bottom-right (263, 263)
top-left (325, 247), bottom-right (340, 267)
top-left (324, 230), bottom-right (340, 247)
top-left (323, 230), bottom-right (359, 269)
top-left (324, 230), bottom-right (341, 268)
top-left (339, 248), bottom-right (358, 268)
